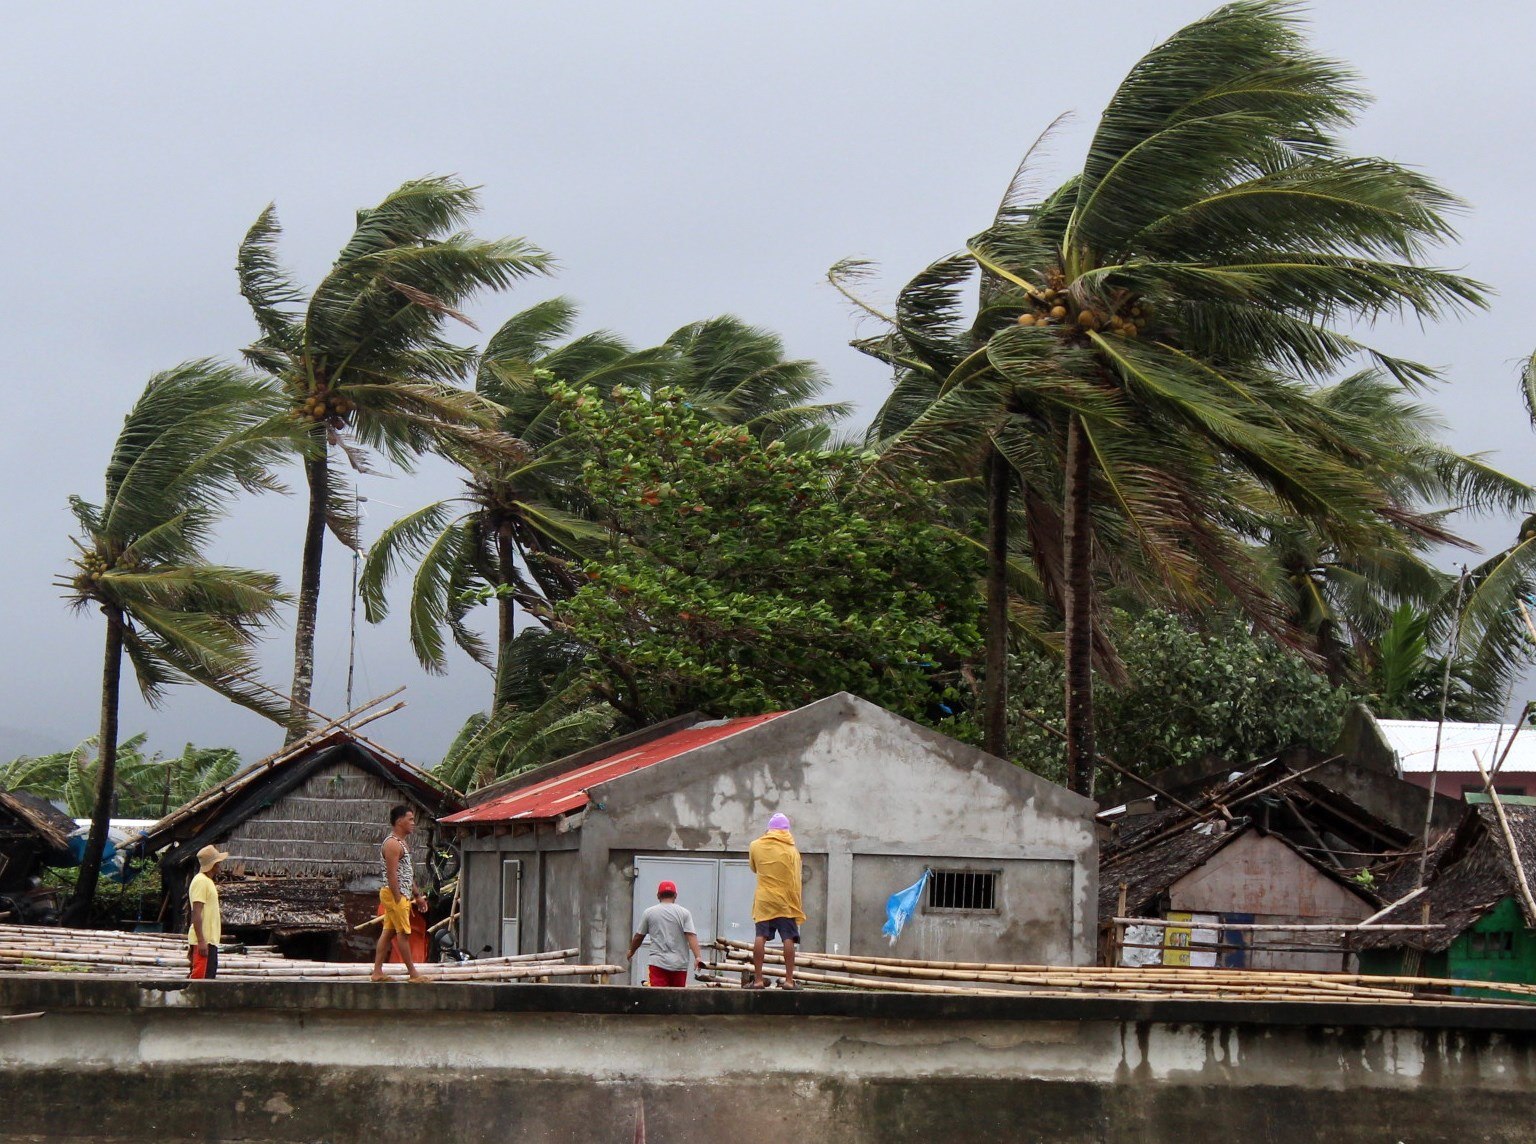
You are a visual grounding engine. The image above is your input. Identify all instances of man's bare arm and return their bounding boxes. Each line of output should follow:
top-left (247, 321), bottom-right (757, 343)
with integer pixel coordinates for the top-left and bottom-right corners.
top-left (191, 900), bottom-right (206, 952)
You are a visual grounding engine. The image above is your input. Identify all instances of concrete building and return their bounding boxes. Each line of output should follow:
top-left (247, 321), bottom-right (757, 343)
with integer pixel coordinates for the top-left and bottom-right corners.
top-left (443, 693), bottom-right (1099, 977)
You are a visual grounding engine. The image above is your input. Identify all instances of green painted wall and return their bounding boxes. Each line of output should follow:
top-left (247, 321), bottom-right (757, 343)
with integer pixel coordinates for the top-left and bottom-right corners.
top-left (1360, 896), bottom-right (1536, 1000)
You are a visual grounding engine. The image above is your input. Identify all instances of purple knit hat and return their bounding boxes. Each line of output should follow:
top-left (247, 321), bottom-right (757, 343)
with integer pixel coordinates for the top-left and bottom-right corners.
top-left (767, 812), bottom-right (792, 831)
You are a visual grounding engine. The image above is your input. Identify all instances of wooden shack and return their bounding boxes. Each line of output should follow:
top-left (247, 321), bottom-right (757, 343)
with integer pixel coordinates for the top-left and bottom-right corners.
top-left (132, 726), bottom-right (462, 959)
top-left (0, 788), bottom-right (74, 924)
top-left (1100, 761), bottom-right (1415, 971)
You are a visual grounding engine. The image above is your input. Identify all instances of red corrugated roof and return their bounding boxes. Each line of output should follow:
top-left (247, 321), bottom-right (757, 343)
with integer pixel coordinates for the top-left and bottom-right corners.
top-left (442, 712), bottom-right (785, 824)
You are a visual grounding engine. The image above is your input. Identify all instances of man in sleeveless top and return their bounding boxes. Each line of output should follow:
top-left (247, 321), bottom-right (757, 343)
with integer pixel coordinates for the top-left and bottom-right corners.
top-left (371, 804), bottom-right (429, 983)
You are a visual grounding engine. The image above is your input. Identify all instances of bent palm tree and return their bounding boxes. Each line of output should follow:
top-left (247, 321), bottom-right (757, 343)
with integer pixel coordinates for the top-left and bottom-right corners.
top-left (237, 177), bottom-right (551, 735)
top-left (854, 1), bottom-right (1487, 794)
top-left (57, 362), bottom-right (289, 921)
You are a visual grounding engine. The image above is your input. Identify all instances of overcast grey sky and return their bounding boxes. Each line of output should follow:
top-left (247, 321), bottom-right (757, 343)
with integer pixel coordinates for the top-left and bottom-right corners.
top-left (3, 1), bottom-right (1534, 765)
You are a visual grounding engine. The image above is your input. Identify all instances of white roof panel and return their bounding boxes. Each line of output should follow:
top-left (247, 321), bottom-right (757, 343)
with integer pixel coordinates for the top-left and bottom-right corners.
top-left (1374, 718), bottom-right (1536, 774)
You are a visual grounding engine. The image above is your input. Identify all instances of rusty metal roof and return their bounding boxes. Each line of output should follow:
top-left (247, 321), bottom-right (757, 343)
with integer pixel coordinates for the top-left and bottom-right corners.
top-left (443, 712), bottom-right (784, 825)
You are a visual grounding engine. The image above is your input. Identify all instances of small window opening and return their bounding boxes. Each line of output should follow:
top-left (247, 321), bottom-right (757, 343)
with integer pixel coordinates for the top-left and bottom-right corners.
top-left (926, 869), bottom-right (998, 912)
top-left (1468, 930), bottom-right (1515, 959)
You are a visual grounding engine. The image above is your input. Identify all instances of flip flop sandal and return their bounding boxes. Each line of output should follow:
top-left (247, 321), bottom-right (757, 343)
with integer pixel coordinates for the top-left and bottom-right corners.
top-left (369, 973), bottom-right (396, 983)
top-left (741, 981), bottom-right (769, 990)
top-left (778, 981), bottom-right (803, 990)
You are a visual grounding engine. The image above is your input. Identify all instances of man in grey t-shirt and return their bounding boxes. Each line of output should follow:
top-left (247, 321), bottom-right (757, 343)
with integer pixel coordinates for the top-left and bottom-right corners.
top-left (626, 880), bottom-right (706, 986)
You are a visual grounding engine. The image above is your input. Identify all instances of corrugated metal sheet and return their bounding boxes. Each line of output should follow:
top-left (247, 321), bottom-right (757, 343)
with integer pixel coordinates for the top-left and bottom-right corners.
top-left (443, 712), bottom-right (785, 825)
top-left (1376, 719), bottom-right (1536, 774)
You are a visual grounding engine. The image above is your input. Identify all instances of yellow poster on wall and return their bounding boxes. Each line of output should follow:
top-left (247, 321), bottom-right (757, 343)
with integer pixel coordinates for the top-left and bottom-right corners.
top-left (1162, 911), bottom-right (1218, 967)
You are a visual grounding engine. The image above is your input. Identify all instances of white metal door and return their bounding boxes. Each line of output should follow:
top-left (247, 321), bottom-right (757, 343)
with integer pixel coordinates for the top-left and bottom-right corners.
top-left (717, 859), bottom-right (760, 949)
top-left (500, 858), bottom-right (522, 956)
top-left (630, 856), bottom-right (719, 984)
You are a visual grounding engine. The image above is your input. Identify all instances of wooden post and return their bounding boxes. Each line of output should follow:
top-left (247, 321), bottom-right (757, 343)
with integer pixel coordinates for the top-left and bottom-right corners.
top-left (1113, 884), bottom-right (1128, 967)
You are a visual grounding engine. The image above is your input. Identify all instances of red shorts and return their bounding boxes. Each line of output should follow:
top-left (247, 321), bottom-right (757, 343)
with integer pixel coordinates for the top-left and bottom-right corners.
top-left (188, 944), bottom-right (218, 979)
top-left (648, 965), bottom-right (688, 987)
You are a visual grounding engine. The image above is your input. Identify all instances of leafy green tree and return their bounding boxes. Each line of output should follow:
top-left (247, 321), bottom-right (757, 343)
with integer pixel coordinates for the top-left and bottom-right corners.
top-left (548, 384), bottom-right (983, 727)
top-left (361, 303), bottom-right (847, 707)
top-left (1010, 610), bottom-right (1349, 783)
top-left (236, 177), bottom-right (551, 734)
top-left (1362, 604), bottom-right (1499, 722)
top-left (57, 363), bottom-right (289, 921)
top-left (0, 736), bottom-right (242, 818)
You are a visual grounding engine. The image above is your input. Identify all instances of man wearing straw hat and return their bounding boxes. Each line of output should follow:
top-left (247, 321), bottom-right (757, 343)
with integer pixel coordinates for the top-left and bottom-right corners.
top-left (187, 844), bottom-right (228, 980)
top-left (372, 805), bottom-right (430, 983)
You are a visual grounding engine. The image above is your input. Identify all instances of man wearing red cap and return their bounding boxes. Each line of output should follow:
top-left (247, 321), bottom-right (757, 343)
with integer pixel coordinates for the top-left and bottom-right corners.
top-left (627, 880), bottom-right (706, 987)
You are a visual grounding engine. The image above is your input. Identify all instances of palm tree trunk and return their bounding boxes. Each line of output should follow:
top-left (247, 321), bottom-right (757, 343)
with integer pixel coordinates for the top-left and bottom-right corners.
top-left (492, 523), bottom-right (517, 712)
top-left (983, 445), bottom-right (1011, 758)
top-left (64, 604), bottom-right (124, 925)
top-left (287, 447), bottom-right (329, 740)
top-left (1062, 414), bottom-right (1095, 797)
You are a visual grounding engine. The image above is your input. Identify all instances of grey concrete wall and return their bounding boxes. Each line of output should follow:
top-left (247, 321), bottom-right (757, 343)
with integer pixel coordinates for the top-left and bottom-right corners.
top-left (572, 693), bottom-right (1098, 967)
top-left (4, 976), bottom-right (1536, 1143)
top-left (850, 853), bottom-right (1076, 962)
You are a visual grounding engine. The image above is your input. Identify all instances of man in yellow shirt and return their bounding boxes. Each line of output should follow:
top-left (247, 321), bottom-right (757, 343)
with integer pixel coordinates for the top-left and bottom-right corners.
top-left (187, 844), bottom-right (228, 979)
top-left (748, 813), bottom-right (805, 990)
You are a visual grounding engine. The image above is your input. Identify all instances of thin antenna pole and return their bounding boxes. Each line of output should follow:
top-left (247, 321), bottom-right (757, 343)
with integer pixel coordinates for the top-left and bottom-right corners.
top-left (1418, 568), bottom-right (1468, 888)
top-left (346, 486), bottom-right (362, 711)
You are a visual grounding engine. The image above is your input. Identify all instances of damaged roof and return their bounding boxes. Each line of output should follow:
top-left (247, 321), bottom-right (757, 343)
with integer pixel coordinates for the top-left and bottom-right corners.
top-left (1355, 804), bottom-right (1536, 952)
top-left (0, 788), bottom-right (75, 856)
top-left (1099, 760), bottom-right (1408, 919)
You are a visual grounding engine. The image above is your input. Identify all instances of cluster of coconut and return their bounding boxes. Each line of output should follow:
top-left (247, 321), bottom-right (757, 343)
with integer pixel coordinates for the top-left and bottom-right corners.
top-left (1015, 283), bottom-right (1151, 338)
top-left (72, 551), bottom-right (114, 591)
top-left (295, 384), bottom-right (355, 424)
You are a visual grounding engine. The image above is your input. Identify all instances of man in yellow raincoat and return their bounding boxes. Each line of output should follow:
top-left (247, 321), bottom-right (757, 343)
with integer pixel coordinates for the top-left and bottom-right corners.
top-left (747, 812), bottom-right (805, 989)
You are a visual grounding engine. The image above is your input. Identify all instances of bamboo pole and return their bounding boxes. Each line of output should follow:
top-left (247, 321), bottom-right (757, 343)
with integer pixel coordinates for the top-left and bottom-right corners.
top-left (1358, 886), bottom-right (1428, 926)
top-left (1472, 748), bottom-right (1536, 921)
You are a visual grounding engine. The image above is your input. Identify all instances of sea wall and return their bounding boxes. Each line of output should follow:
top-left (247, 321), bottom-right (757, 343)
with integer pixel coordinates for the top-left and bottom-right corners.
top-left (2, 976), bottom-right (1534, 1142)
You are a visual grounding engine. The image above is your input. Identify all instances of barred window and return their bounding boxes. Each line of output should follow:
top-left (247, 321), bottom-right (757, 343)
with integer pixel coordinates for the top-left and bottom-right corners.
top-left (926, 869), bottom-right (999, 912)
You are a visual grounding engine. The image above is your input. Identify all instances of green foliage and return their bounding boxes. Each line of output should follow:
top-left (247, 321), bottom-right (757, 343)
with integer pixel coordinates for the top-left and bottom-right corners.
top-left (1364, 604), bottom-right (1500, 722)
top-left (548, 384), bottom-right (984, 726)
top-left (0, 736), bottom-right (242, 819)
top-left (1009, 610), bottom-right (1349, 783)
top-left (42, 865), bottom-right (164, 928)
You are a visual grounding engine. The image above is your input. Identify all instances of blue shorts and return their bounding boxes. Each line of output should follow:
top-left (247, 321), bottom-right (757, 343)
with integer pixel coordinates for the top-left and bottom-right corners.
top-left (755, 917), bottom-right (801, 943)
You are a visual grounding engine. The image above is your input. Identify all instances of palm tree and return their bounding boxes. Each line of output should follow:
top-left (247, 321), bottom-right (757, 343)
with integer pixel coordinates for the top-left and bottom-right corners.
top-left (236, 177), bottom-right (552, 736)
top-left (1454, 351), bottom-right (1536, 697)
top-left (57, 362), bottom-right (289, 922)
top-left (846, 2), bottom-right (1488, 794)
top-left (1, 735), bottom-right (242, 818)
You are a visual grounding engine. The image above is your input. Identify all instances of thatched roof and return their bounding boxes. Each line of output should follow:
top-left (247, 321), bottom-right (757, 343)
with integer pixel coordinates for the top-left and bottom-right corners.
top-left (1354, 804), bottom-right (1536, 953)
top-left (133, 727), bottom-right (462, 869)
top-left (0, 788), bottom-right (74, 855)
top-left (217, 876), bottom-right (346, 934)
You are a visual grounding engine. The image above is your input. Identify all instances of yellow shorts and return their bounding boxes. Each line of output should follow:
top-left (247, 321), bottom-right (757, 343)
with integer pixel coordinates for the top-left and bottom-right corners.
top-left (379, 888), bottom-right (413, 934)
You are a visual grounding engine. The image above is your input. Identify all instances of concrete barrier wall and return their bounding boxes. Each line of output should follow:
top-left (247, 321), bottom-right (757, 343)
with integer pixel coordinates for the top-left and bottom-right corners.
top-left (2, 976), bottom-right (1536, 1143)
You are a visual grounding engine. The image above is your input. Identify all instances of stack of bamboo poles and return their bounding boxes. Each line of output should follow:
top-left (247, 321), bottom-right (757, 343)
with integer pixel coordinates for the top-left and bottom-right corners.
top-left (713, 939), bottom-right (1536, 1008)
top-left (0, 925), bottom-right (619, 983)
